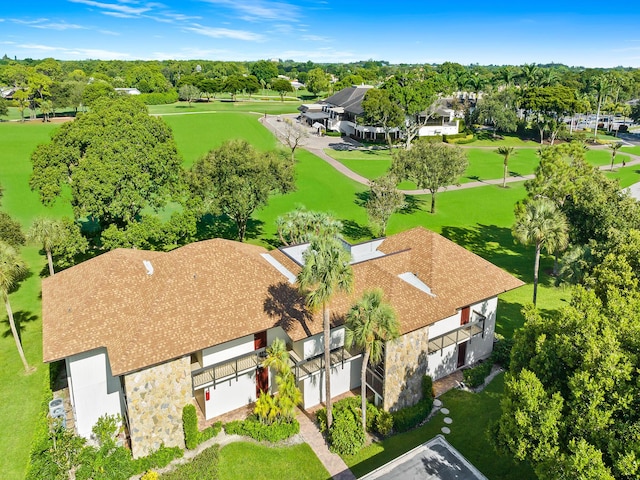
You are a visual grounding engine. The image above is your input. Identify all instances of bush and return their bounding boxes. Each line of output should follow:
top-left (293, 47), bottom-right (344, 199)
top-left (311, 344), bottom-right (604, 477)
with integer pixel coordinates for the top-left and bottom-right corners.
top-left (419, 135), bottom-right (444, 143)
top-left (224, 416), bottom-right (299, 442)
top-left (491, 335), bottom-right (514, 368)
top-left (161, 445), bottom-right (218, 480)
top-left (445, 134), bottom-right (475, 144)
top-left (182, 404), bottom-right (199, 450)
top-left (391, 396), bottom-right (433, 433)
top-left (329, 409), bottom-right (365, 456)
top-left (325, 130), bottom-right (342, 137)
top-left (138, 91), bottom-right (179, 105)
top-left (422, 375), bottom-right (434, 400)
top-left (142, 471), bottom-right (159, 480)
top-left (375, 410), bottom-right (393, 437)
top-left (462, 360), bottom-right (493, 387)
top-left (132, 445), bottom-right (183, 473)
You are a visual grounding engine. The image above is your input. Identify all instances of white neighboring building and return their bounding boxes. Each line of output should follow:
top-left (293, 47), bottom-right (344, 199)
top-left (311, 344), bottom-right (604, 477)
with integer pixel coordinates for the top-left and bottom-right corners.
top-left (43, 227), bottom-right (522, 457)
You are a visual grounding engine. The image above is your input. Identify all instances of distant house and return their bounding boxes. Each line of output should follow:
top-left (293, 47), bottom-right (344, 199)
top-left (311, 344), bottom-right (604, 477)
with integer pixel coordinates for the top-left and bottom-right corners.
top-left (42, 227), bottom-right (522, 458)
top-left (115, 88), bottom-right (141, 95)
top-left (1, 86), bottom-right (18, 100)
top-left (299, 85), bottom-right (460, 140)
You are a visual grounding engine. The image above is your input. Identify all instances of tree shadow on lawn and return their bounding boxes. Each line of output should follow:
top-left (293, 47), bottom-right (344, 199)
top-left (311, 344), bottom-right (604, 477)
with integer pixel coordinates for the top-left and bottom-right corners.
top-left (496, 298), bottom-right (570, 338)
top-left (340, 219), bottom-right (373, 242)
top-left (196, 213), bottom-right (264, 242)
top-left (1, 310), bottom-right (38, 341)
top-left (441, 224), bottom-right (549, 284)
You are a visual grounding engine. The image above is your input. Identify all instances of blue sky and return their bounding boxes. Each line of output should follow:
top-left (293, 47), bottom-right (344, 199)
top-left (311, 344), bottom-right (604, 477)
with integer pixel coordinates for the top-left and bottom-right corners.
top-left (1, 1), bottom-right (639, 67)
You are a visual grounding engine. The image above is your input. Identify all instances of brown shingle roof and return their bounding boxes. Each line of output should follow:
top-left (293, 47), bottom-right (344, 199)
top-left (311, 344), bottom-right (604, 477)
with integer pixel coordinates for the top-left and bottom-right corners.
top-left (42, 227), bottom-right (523, 375)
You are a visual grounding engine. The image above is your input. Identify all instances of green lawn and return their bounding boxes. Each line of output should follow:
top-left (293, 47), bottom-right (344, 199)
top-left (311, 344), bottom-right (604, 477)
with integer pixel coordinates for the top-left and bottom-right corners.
top-left (467, 132), bottom-right (538, 147)
top-left (344, 373), bottom-right (536, 480)
top-left (148, 99), bottom-right (301, 116)
top-left (218, 442), bottom-right (329, 480)
top-left (621, 145), bottom-right (640, 156)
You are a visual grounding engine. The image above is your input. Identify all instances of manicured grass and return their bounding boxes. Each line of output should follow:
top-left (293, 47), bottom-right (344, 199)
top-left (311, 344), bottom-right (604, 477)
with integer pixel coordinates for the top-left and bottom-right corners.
top-left (148, 100), bottom-right (301, 116)
top-left (464, 148), bottom-right (539, 183)
top-left (0, 121), bottom-right (73, 479)
top-left (467, 132), bottom-right (538, 147)
top-left (344, 373), bottom-right (536, 480)
top-left (161, 112), bottom-right (278, 167)
top-left (621, 145), bottom-right (640, 156)
top-left (218, 442), bottom-right (329, 480)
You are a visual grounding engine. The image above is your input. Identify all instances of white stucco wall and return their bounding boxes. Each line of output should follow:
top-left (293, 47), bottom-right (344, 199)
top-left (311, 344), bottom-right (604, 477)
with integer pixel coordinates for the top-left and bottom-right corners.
top-left (67, 348), bottom-right (124, 439)
top-left (300, 356), bottom-right (362, 408)
top-left (300, 327), bottom-right (345, 360)
top-left (202, 335), bottom-right (254, 367)
top-left (204, 371), bottom-right (256, 419)
top-left (426, 297), bottom-right (498, 380)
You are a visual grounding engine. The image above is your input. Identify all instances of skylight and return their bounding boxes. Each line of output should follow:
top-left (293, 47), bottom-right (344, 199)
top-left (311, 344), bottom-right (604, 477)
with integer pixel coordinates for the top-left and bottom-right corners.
top-left (398, 272), bottom-right (435, 297)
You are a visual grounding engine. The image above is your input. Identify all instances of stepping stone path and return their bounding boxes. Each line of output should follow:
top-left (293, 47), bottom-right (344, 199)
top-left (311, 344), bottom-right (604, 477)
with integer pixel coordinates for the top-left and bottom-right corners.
top-left (435, 398), bottom-right (454, 434)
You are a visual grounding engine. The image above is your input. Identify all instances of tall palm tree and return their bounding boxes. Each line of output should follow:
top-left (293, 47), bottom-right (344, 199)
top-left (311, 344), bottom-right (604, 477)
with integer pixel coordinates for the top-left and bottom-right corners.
top-left (609, 142), bottom-right (623, 171)
top-left (512, 199), bottom-right (568, 305)
top-left (27, 217), bottom-right (61, 276)
top-left (0, 241), bottom-right (30, 372)
top-left (592, 75), bottom-right (610, 140)
top-left (345, 289), bottom-right (400, 432)
top-left (496, 146), bottom-right (516, 188)
top-left (297, 235), bottom-right (354, 429)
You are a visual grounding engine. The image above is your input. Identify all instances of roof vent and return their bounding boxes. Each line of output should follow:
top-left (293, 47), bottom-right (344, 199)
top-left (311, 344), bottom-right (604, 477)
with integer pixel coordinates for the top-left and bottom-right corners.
top-left (143, 260), bottom-right (154, 276)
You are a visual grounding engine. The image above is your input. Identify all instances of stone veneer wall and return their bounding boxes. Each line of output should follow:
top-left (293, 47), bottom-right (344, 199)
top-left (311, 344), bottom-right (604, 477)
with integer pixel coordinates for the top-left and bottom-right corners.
top-left (124, 355), bottom-right (192, 458)
top-left (383, 325), bottom-right (430, 412)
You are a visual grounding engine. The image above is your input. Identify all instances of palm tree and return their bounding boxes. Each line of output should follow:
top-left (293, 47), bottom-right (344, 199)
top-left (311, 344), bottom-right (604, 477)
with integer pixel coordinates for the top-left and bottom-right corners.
top-left (609, 142), bottom-right (623, 171)
top-left (297, 235), bottom-right (354, 429)
top-left (496, 146), bottom-right (516, 188)
top-left (345, 289), bottom-right (400, 432)
top-left (27, 217), bottom-right (61, 276)
top-left (0, 241), bottom-right (30, 372)
top-left (512, 199), bottom-right (568, 305)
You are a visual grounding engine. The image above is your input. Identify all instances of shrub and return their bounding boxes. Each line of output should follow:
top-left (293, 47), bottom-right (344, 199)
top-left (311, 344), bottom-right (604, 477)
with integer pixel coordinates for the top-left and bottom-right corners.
top-left (375, 410), bottom-right (393, 436)
top-left (422, 375), bottom-right (434, 400)
top-left (491, 335), bottom-right (514, 368)
top-left (391, 397), bottom-right (433, 433)
top-left (138, 91), bottom-right (179, 105)
top-left (182, 404), bottom-right (199, 450)
top-left (132, 445), bottom-right (183, 473)
top-left (419, 135), bottom-right (444, 143)
top-left (328, 408), bottom-right (365, 456)
top-left (161, 445), bottom-right (219, 480)
top-left (142, 471), bottom-right (159, 480)
top-left (462, 360), bottom-right (493, 387)
top-left (224, 416), bottom-right (299, 442)
top-left (325, 131), bottom-right (342, 137)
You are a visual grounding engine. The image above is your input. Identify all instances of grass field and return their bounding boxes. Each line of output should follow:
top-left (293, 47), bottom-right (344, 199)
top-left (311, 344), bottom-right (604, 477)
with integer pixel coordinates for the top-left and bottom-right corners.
top-left (344, 373), bottom-right (536, 480)
top-left (148, 100), bottom-right (301, 116)
top-left (218, 442), bottom-right (329, 480)
top-left (0, 112), bottom-right (638, 478)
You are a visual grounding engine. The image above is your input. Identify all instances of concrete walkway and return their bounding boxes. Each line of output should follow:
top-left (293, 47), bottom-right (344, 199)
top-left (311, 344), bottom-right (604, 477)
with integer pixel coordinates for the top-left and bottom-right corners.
top-left (260, 114), bottom-right (640, 195)
top-left (297, 408), bottom-right (356, 480)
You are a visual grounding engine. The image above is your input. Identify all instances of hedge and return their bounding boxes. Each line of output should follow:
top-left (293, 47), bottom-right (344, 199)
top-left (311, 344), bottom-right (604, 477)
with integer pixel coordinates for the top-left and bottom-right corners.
top-left (224, 416), bottom-right (299, 442)
top-left (182, 404), bottom-right (221, 450)
top-left (138, 91), bottom-right (179, 105)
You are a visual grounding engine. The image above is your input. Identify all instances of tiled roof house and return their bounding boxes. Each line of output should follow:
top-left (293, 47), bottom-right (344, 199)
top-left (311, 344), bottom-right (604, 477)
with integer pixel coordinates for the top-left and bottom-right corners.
top-left (42, 227), bottom-right (522, 457)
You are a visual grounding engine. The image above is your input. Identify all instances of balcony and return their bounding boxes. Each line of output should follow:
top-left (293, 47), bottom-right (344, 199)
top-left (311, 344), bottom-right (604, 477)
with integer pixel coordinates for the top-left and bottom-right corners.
top-left (192, 348), bottom-right (266, 390)
top-left (427, 313), bottom-right (486, 355)
top-left (290, 347), bottom-right (361, 381)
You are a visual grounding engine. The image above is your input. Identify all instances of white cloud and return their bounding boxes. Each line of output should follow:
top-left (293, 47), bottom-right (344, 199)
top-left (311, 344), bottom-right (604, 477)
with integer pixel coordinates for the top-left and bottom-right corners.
top-left (277, 47), bottom-right (364, 63)
top-left (184, 24), bottom-right (263, 41)
top-left (301, 34), bottom-right (330, 42)
top-left (200, 0), bottom-right (300, 22)
top-left (17, 43), bottom-right (131, 59)
top-left (68, 0), bottom-right (152, 16)
top-left (151, 47), bottom-right (230, 60)
top-left (12, 18), bottom-right (86, 30)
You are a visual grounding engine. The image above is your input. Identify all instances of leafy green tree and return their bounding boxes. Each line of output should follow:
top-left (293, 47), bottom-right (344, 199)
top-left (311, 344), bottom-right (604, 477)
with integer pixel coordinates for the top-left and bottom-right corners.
top-left (473, 89), bottom-right (518, 135)
top-left (521, 86), bottom-right (577, 144)
top-left (82, 81), bottom-right (115, 106)
top-left (223, 75), bottom-right (244, 100)
top-left (178, 84), bottom-right (200, 105)
top-left (13, 89), bottom-right (29, 122)
top-left (365, 174), bottom-right (405, 236)
top-left (260, 338), bottom-right (302, 423)
top-left (297, 235), bottom-right (354, 429)
top-left (345, 289), bottom-right (399, 431)
top-left (496, 146), bottom-right (516, 188)
top-left (305, 68), bottom-right (329, 95)
top-left (250, 60), bottom-right (278, 85)
top-left (189, 139), bottom-right (294, 242)
top-left (279, 117), bottom-right (308, 161)
top-left (0, 240), bottom-right (30, 372)
top-left (197, 78), bottom-right (222, 100)
top-left (0, 98), bottom-right (8, 118)
top-left (391, 141), bottom-right (468, 214)
top-left (276, 208), bottom-right (342, 246)
top-left (512, 198), bottom-right (568, 305)
top-left (30, 96), bottom-right (184, 230)
top-left (50, 218), bottom-right (89, 271)
top-left (0, 211), bottom-right (26, 248)
top-left (242, 75), bottom-right (261, 98)
top-left (361, 88), bottom-right (403, 149)
top-left (271, 78), bottom-right (294, 102)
